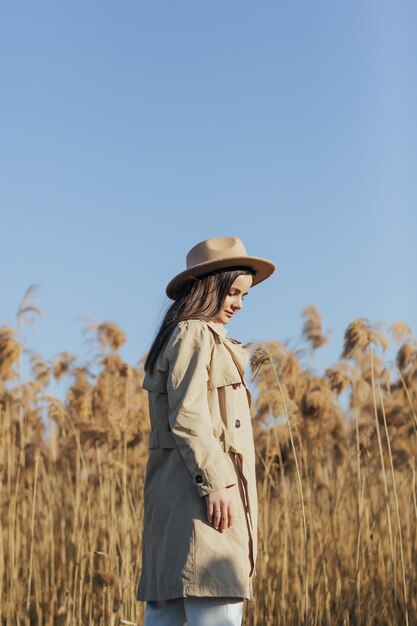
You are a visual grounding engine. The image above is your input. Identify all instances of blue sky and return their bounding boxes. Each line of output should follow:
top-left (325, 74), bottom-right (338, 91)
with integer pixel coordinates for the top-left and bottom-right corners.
top-left (1, 1), bottom-right (416, 402)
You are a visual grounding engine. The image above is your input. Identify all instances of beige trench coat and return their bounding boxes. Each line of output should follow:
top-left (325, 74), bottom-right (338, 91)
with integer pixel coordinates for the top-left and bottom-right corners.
top-left (136, 318), bottom-right (258, 602)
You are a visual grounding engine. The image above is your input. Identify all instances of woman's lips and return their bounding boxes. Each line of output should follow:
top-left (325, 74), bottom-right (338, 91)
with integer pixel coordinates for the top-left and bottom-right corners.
top-left (225, 311), bottom-right (234, 317)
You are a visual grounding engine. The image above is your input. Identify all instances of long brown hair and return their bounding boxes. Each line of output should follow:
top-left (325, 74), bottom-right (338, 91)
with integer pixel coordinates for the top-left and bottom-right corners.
top-left (144, 267), bottom-right (255, 375)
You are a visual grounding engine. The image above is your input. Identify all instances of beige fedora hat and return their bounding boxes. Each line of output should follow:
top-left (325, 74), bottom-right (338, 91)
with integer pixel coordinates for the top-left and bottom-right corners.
top-left (166, 236), bottom-right (276, 300)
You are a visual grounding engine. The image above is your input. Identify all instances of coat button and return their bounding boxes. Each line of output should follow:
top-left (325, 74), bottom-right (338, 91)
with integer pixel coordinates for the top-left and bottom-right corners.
top-left (194, 474), bottom-right (204, 484)
top-left (235, 419), bottom-right (241, 428)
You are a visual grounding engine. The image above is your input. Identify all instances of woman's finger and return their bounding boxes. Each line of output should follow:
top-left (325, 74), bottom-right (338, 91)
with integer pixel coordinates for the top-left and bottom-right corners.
top-left (220, 502), bottom-right (228, 532)
top-left (206, 498), bottom-right (214, 524)
top-left (228, 502), bottom-right (234, 529)
top-left (214, 507), bottom-right (221, 530)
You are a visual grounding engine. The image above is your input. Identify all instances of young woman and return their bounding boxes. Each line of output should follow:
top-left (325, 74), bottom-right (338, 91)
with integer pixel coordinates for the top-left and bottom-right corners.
top-left (136, 236), bottom-right (276, 626)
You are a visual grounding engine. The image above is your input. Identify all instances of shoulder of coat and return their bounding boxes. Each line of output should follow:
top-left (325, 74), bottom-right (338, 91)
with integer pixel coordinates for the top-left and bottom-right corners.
top-left (165, 319), bottom-right (214, 359)
top-left (175, 318), bottom-right (209, 332)
top-left (170, 319), bottom-right (213, 342)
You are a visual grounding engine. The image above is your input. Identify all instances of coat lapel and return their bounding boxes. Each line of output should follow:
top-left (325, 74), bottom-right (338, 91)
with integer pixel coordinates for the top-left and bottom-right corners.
top-left (205, 320), bottom-right (253, 409)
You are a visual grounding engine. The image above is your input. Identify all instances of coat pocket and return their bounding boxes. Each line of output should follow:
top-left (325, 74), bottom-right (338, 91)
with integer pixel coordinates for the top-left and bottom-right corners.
top-left (192, 517), bottom-right (247, 592)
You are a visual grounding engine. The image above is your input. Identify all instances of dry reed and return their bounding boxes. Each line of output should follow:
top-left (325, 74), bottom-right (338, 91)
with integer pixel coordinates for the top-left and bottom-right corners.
top-left (1, 291), bottom-right (416, 625)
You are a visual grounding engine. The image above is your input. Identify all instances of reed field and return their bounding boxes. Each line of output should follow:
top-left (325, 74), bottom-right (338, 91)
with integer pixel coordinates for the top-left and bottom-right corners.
top-left (1, 292), bottom-right (416, 625)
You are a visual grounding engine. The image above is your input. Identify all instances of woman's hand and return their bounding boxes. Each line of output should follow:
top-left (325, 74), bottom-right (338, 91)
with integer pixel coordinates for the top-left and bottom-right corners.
top-left (205, 485), bottom-right (235, 532)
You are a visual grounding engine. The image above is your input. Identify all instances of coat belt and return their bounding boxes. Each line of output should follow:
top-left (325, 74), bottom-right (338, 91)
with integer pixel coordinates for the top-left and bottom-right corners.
top-left (220, 432), bottom-right (256, 576)
top-left (149, 428), bottom-right (244, 455)
top-left (149, 429), bottom-right (176, 449)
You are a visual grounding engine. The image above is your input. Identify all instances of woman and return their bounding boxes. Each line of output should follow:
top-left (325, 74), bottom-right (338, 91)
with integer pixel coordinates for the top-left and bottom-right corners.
top-left (137, 236), bottom-right (276, 626)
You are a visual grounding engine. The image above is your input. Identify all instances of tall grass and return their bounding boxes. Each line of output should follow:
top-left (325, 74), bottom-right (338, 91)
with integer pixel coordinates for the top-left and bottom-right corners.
top-left (1, 297), bottom-right (416, 625)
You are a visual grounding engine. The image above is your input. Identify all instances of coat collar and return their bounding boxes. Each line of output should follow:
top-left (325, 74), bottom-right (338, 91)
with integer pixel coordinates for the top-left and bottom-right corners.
top-left (204, 320), bottom-right (250, 377)
top-left (204, 320), bottom-right (244, 346)
top-left (205, 319), bottom-right (229, 339)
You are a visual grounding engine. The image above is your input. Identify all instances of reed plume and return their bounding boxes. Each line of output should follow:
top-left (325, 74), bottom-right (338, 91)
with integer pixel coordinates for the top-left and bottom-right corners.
top-left (1, 295), bottom-right (416, 625)
top-left (302, 304), bottom-right (329, 350)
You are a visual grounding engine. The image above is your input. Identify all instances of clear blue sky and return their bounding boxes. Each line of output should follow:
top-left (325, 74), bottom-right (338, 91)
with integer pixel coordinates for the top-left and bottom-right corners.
top-left (1, 1), bottom-right (416, 400)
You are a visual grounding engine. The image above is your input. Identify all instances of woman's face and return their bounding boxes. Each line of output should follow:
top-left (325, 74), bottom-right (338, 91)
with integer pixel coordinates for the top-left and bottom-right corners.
top-left (214, 273), bottom-right (254, 325)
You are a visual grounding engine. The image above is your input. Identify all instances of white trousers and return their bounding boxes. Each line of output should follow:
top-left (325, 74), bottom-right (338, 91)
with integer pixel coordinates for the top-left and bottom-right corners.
top-left (143, 596), bottom-right (244, 626)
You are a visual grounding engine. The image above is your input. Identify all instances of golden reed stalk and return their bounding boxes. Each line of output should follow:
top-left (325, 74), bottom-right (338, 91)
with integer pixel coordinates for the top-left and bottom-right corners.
top-left (1, 296), bottom-right (416, 625)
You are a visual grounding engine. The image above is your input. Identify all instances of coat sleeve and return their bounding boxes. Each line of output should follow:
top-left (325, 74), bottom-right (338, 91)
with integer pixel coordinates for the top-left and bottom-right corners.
top-left (165, 320), bottom-right (237, 497)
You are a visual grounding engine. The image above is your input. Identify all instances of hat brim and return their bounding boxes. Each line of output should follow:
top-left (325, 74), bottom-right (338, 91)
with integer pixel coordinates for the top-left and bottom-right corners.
top-left (166, 256), bottom-right (276, 300)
